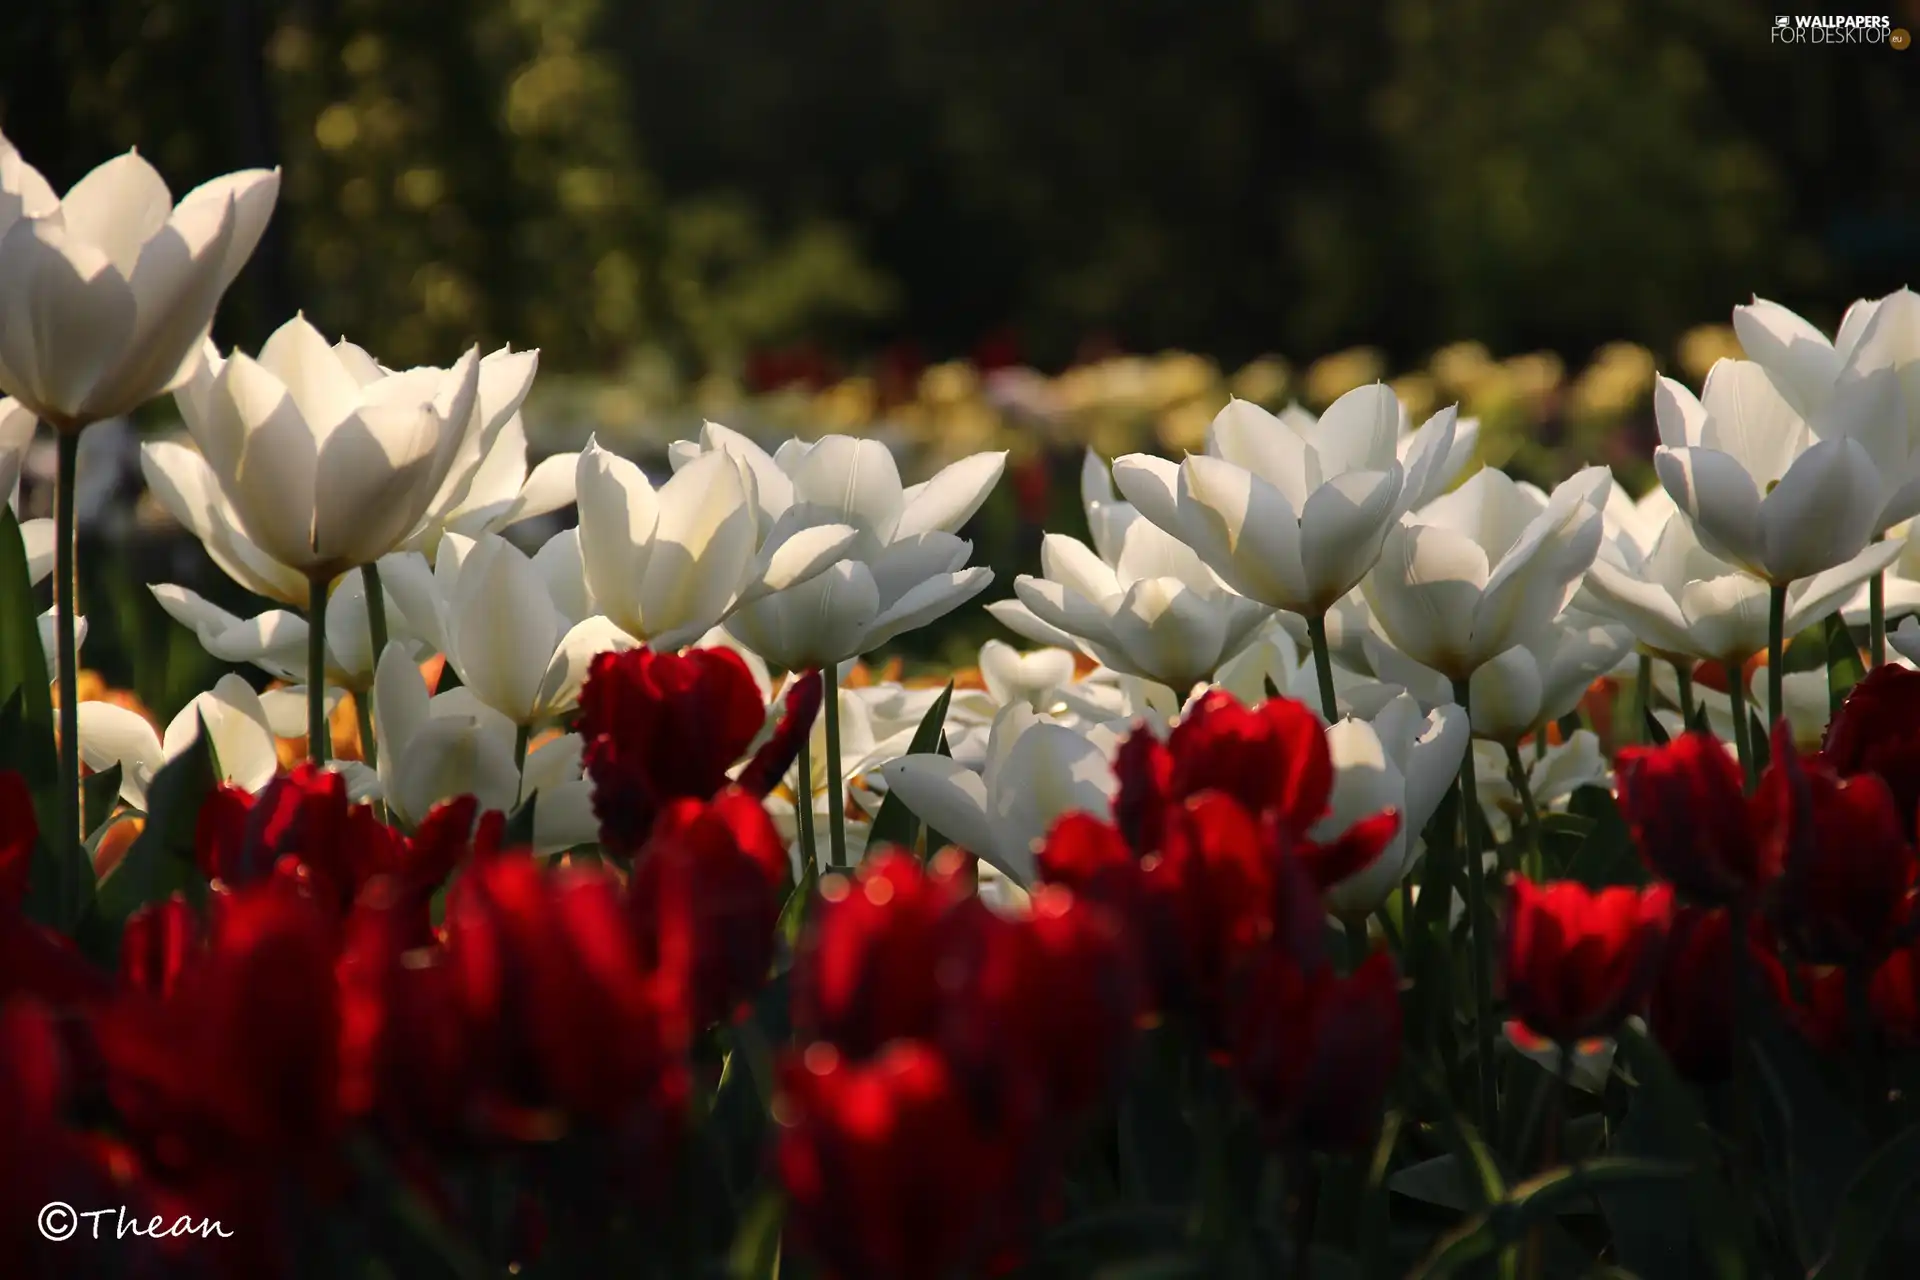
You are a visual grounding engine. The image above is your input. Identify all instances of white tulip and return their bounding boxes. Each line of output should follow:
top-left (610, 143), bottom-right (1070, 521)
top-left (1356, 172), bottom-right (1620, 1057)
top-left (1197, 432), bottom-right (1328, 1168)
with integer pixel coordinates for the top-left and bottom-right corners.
top-left (1213, 618), bottom-right (1405, 719)
top-left (150, 565), bottom-right (431, 692)
top-left (1318, 694), bottom-right (1469, 917)
top-left (140, 437), bottom-right (308, 605)
top-left (1649, 664), bottom-right (1832, 756)
top-left (575, 435), bottom-right (859, 652)
top-left (75, 672), bottom-right (279, 808)
top-left (998, 454), bottom-right (1269, 690)
top-left (1889, 616), bottom-right (1920, 668)
top-left (0, 397), bottom-right (34, 507)
top-left (879, 702), bottom-right (1123, 886)
top-left (1363, 465), bottom-right (1613, 684)
top-left (1369, 604), bottom-right (1632, 743)
top-left (405, 531), bottom-right (634, 727)
top-left (1278, 394), bottom-right (1482, 506)
top-left (1473, 731), bottom-right (1609, 844)
top-left (1653, 360), bottom-right (1888, 585)
top-left (977, 639), bottom-right (1077, 710)
top-left (711, 432), bottom-right (1005, 668)
top-left (177, 316), bottom-right (481, 580)
top-left (0, 134), bottom-right (278, 428)
top-left (1111, 385), bottom-right (1460, 618)
top-left (764, 682), bottom-right (906, 872)
top-left (1582, 506), bottom-right (1899, 668)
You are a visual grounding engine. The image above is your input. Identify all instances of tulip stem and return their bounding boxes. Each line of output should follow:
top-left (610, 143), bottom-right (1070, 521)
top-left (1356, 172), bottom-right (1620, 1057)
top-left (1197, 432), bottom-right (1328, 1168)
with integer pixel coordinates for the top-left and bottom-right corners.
top-left (823, 662), bottom-right (849, 870)
top-left (1726, 662), bottom-right (1757, 793)
top-left (1306, 612), bottom-right (1340, 723)
top-left (1767, 584), bottom-right (1787, 736)
top-left (1847, 964), bottom-right (1884, 1127)
top-left (1632, 654), bottom-right (1653, 746)
top-left (1344, 916), bottom-right (1370, 973)
top-left (52, 428), bottom-right (82, 922)
top-left (308, 575), bottom-right (330, 765)
top-left (1452, 677), bottom-right (1500, 1146)
top-left (1870, 570), bottom-right (1887, 668)
top-left (795, 726), bottom-right (820, 878)
top-left (512, 724), bottom-right (530, 806)
top-left (360, 562), bottom-right (389, 769)
top-left (1502, 742), bottom-right (1542, 881)
top-left (1673, 661), bottom-right (1696, 729)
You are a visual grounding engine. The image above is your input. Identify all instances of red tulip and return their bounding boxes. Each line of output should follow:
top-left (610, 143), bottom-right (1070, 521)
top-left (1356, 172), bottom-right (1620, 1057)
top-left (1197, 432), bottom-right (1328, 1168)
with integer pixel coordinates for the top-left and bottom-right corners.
top-left (1762, 724), bottom-right (1917, 967)
top-left (336, 878), bottom-right (472, 1142)
top-left (1616, 731), bottom-right (1774, 906)
top-left (196, 765), bottom-right (406, 911)
top-left (777, 1040), bottom-right (1032, 1280)
top-left (98, 880), bottom-right (342, 1179)
top-left (1823, 663), bottom-right (1920, 839)
top-left (1647, 906), bottom-right (1788, 1083)
top-left (443, 853), bottom-right (688, 1139)
top-left (577, 646), bottom-right (770, 855)
top-left (119, 896), bottom-right (203, 998)
top-left (0, 771), bottom-right (110, 1009)
top-left (628, 788), bottom-right (792, 1029)
top-left (1228, 948), bottom-right (1402, 1152)
top-left (791, 852), bottom-right (960, 1055)
top-left (1501, 877), bottom-right (1673, 1045)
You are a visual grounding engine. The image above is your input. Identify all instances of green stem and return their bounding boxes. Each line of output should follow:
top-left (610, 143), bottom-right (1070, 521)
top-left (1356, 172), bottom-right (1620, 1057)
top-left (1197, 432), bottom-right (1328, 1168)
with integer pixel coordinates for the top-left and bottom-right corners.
top-left (1306, 611), bottom-right (1340, 723)
top-left (308, 575), bottom-right (330, 765)
top-left (796, 707), bottom-right (820, 877)
top-left (1503, 741), bottom-right (1542, 880)
top-left (360, 561), bottom-right (389, 769)
top-left (1870, 569), bottom-right (1887, 669)
top-left (1729, 903), bottom-right (1757, 1175)
top-left (1533, 733), bottom-right (1546, 765)
top-left (1767, 583), bottom-right (1787, 738)
top-left (1632, 653), bottom-right (1653, 747)
top-left (512, 723), bottom-right (530, 806)
top-left (824, 661), bottom-right (848, 870)
top-left (53, 429), bottom-right (81, 921)
top-left (1452, 676), bottom-right (1500, 1146)
top-left (1343, 915), bottom-right (1370, 973)
top-left (1848, 963), bottom-right (1884, 1127)
top-left (1674, 660), bottom-right (1696, 729)
top-left (1726, 661), bottom-right (1757, 793)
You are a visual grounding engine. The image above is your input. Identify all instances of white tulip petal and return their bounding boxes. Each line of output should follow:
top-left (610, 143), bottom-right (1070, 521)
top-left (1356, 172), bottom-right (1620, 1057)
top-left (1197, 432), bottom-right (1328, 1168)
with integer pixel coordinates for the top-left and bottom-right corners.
top-left (893, 451), bottom-right (1007, 538)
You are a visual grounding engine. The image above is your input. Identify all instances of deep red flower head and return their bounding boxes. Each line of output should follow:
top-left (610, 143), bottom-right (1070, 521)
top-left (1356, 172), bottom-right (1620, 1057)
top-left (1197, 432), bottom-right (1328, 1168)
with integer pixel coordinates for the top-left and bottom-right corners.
top-left (1868, 933), bottom-right (1920, 1052)
top-left (776, 1040), bottom-right (1030, 1280)
top-left (1761, 723), bottom-right (1916, 967)
top-left (578, 646), bottom-right (771, 855)
top-left (935, 885), bottom-right (1143, 1120)
top-left (1823, 663), bottom-right (1920, 838)
top-left (1647, 906), bottom-right (1788, 1083)
top-left (791, 852), bottom-right (958, 1056)
top-left (98, 880), bottom-right (342, 1179)
top-left (629, 787), bottom-right (792, 1030)
top-left (1228, 947), bottom-right (1402, 1152)
top-left (1165, 691), bottom-right (1334, 836)
top-left (443, 853), bottom-right (688, 1138)
top-left (1501, 877), bottom-right (1673, 1045)
top-left (196, 765), bottom-right (408, 915)
top-left (337, 878), bottom-right (472, 1142)
top-left (1616, 731), bottom-right (1773, 905)
top-left (119, 896), bottom-right (204, 999)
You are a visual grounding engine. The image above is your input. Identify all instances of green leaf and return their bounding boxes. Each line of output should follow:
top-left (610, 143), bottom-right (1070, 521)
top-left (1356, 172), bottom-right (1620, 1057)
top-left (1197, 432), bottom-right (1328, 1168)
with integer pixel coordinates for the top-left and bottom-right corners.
top-left (83, 763), bottom-right (122, 838)
top-left (726, 1190), bottom-right (783, 1280)
top-left (0, 510), bottom-right (56, 782)
top-left (1643, 705), bottom-right (1670, 745)
top-left (1561, 785), bottom-right (1644, 889)
top-left (503, 791), bottom-right (538, 849)
top-left (94, 715), bottom-right (216, 931)
top-left (863, 681), bottom-right (953, 854)
top-left (1749, 1002), bottom-right (1874, 1266)
top-left (1390, 1153), bottom-right (1477, 1212)
top-left (1783, 622), bottom-right (1831, 673)
top-left (1410, 1160), bottom-right (1688, 1279)
top-left (1811, 1124), bottom-right (1920, 1279)
top-left (1825, 614), bottom-right (1867, 718)
top-left (1607, 1026), bottom-right (1750, 1280)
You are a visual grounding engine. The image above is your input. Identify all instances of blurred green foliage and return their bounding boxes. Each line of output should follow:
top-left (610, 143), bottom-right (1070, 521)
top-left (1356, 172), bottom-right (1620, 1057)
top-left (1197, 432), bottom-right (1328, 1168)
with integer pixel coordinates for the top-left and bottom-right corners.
top-left (4, 0), bottom-right (1915, 374)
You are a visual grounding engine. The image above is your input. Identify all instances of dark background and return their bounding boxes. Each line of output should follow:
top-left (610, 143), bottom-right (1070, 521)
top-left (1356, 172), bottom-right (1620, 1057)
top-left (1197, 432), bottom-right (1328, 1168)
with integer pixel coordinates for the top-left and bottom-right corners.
top-left (5, 0), bottom-right (1917, 380)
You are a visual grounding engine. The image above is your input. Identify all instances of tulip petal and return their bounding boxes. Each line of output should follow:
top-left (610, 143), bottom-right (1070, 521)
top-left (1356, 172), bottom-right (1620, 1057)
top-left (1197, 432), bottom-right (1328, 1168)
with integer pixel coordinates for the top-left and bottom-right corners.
top-left (740, 517), bottom-right (858, 605)
top-left (574, 437), bottom-right (658, 631)
top-left (986, 598), bottom-right (1087, 655)
top-left (863, 567), bottom-right (993, 652)
top-left (1655, 445), bottom-right (1766, 577)
top-left (1300, 465), bottom-right (1402, 610)
top-left (1310, 382), bottom-right (1402, 475)
top-left (1677, 575), bottom-right (1770, 666)
top-left (1176, 454), bottom-right (1309, 606)
top-left (0, 221), bottom-right (136, 423)
top-left (1759, 437), bottom-right (1880, 583)
top-left (1206, 397), bottom-right (1317, 508)
top-left (75, 700), bottom-right (163, 809)
top-left (893, 451), bottom-right (1007, 538)
top-left (636, 447), bottom-right (758, 641)
top-left (59, 150), bottom-right (173, 273)
top-left (1732, 298), bottom-right (1838, 420)
top-left (1652, 375), bottom-right (1708, 451)
top-left (1362, 523), bottom-right (1489, 679)
top-left (1699, 358), bottom-right (1810, 486)
top-left (879, 753), bottom-right (1000, 870)
top-left (786, 435), bottom-right (904, 551)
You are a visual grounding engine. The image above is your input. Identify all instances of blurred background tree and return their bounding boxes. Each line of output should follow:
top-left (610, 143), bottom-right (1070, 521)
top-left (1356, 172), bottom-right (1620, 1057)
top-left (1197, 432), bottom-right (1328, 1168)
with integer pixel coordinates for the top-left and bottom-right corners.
top-left (3, 0), bottom-right (1915, 374)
